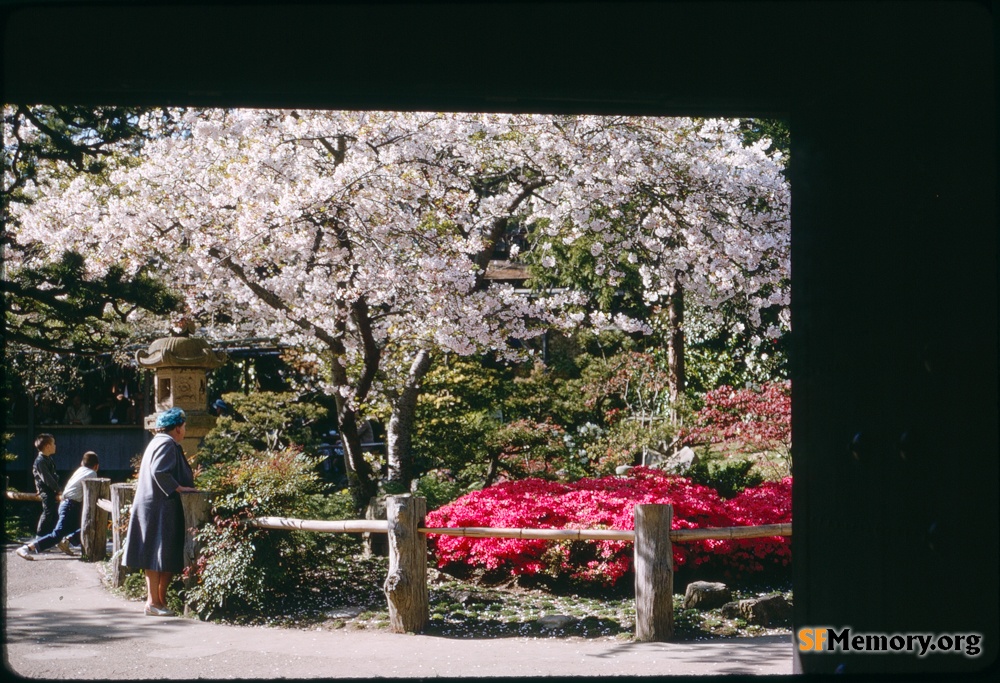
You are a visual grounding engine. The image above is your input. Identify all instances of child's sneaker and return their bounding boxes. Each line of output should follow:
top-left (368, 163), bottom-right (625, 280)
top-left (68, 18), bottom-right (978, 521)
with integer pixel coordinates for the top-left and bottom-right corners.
top-left (57, 538), bottom-right (76, 556)
top-left (15, 545), bottom-right (36, 560)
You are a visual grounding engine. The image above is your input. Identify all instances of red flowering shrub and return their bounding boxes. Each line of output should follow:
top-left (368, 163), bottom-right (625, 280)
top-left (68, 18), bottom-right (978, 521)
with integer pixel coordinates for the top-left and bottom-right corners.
top-left (683, 382), bottom-right (791, 454)
top-left (717, 477), bottom-right (792, 575)
top-left (425, 467), bottom-right (791, 586)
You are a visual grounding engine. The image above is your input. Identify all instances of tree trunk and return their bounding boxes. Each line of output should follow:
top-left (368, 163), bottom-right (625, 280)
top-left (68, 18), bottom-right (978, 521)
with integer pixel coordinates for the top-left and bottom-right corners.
top-left (338, 409), bottom-right (379, 515)
top-left (329, 298), bottom-right (384, 515)
top-left (386, 349), bottom-right (433, 492)
top-left (326, 332), bottom-right (379, 515)
top-left (363, 495), bottom-right (388, 557)
top-left (666, 279), bottom-right (685, 412)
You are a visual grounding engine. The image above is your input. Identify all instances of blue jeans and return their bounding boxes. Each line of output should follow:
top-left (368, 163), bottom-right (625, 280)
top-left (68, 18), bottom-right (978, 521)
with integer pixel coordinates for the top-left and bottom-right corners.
top-left (36, 490), bottom-right (58, 536)
top-left (31, 499), bottom-right (83, 552)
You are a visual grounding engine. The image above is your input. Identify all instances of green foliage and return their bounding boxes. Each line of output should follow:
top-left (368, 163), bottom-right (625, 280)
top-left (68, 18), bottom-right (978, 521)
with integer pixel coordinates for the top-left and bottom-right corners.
top-left (504, 361), bottom-right (596, 428)
top-left (410, 356), bottom-right (508, 479)
top-left (738, 118), bottom-right (790, 158)
top-left (522, 213), bottom-right (652, 324)
top-left (685, 452), bottom-right (765, 499)
top-left (3, 432), bottom-right (15, 463)
top-left (416, 470), bottom-right (475, 512)
top-left (4, 250), bottom-right (183, 357)
top-left (181, 391), bottom-right (361, 620)
top-left (409, 333), bottom-right (695, 490)
top-left (196, 391), bottom-right (328, 478)
top-left (683, 303), bottom-right (789, 397)
top-left (183, 447), bottom-right (335, 619)
top-left (583, 417), bottom-right (678, 476)
top-left (3, 511), bottom-right (30, 544)
top-left (117, 569), bottom-right (149, 601)
top-left (485, 418), bottom-right (577, 483)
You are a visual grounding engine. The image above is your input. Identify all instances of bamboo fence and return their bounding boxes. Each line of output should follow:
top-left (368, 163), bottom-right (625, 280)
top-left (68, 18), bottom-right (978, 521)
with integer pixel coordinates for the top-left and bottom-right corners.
top-left (70, 492), bottom-right (791, 642)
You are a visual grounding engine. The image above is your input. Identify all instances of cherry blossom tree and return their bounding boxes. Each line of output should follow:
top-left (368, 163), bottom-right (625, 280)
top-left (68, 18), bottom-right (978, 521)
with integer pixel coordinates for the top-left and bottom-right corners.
top-left (2, 104), bottom-right (183, 356)
top-left (11, 110), bottom-right (789, 510)
top-left (13, 109), bottom-right (569, 509)
top-left (519, 116), bottom-right (790, 403)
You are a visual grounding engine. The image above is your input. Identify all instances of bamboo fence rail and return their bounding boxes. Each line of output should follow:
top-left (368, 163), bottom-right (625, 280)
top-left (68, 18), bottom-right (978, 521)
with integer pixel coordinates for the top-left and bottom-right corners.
top-left (419, 526), bottom-right (632, 540)
top-left (235, 518), bottom-right (792, 543)
top-left (71, 505), bottom-right (794, 544)
top-left (6, 491), bottom-right (42, 502)
top-left (75, 493), bottom-right (791, 641)
top-left (418, 523), bottom-right (791, 542)
top-left (248, 517), bottom-right (389, 534)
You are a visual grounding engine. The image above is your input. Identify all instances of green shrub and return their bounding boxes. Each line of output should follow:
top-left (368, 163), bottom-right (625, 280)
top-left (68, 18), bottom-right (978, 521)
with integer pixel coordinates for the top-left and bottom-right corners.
top-left (416, 469), bottom-right (475, 511)
top-left (196, 391), bottom-right (328, 477)
top-left (3, 511), bottom-right (30, 544)
top-left (685, 453), bottom-right (764, 499)
top-left (183, 447), bottom-right (333, 619)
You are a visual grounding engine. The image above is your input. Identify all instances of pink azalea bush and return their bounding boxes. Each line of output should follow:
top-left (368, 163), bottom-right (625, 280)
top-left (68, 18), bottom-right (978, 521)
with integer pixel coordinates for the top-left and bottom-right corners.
top-left (425, 466), bottom-right (791, 586)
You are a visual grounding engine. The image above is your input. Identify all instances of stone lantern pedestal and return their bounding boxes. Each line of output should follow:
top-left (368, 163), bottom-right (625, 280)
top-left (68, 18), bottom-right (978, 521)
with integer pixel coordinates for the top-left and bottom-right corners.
top-left (137, 336), bottom-right (228, 458)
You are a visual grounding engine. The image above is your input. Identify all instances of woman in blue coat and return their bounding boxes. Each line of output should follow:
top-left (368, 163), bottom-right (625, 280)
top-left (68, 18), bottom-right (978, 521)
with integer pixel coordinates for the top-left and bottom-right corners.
top-left (123, 408), bottom-right (198, 616)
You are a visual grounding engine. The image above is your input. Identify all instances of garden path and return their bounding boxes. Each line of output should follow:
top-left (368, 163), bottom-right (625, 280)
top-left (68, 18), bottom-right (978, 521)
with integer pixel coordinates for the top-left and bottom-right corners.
top-left (3, 545), bottom-right (793, 678)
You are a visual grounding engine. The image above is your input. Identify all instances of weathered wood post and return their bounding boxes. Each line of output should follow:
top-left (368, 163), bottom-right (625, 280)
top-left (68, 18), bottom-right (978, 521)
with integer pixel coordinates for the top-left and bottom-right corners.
top-left (383, 494), bottom-right (428, 633)
top-left (179, 490), bottom-right (213, 616)
top-left (634, 503), bottom-right (674, 641)
top-left (110, 483), bottom-right (136, 587)
top-left (180, 491), bottom-right (213, 575)
top-left (364, 495), bottom-right (389, 557)
top-left (81, 478), bottom-right (112, 562)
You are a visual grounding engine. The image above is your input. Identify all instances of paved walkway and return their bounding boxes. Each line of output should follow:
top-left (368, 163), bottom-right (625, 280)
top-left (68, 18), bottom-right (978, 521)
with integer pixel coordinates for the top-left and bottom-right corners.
top-left (3, 545), bottom-right (793, 678)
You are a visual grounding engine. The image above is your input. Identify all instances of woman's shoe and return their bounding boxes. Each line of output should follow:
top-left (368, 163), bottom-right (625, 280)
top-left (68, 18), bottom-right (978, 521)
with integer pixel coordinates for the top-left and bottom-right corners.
top-left (144, 605), bottom-right (175, 617)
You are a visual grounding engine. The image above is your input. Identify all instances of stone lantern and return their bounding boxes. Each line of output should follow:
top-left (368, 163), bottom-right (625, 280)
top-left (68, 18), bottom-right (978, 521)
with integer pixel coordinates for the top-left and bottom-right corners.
top-left (136, 335), bottom-right (228, 457)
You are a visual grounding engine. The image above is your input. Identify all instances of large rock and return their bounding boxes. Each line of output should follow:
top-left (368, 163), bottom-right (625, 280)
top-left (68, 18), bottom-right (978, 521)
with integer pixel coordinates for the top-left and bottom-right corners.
top-left (683, 581), bottom-right (732, 610)
top-left (721, 594), bottom-right (792, 626)
top-left (663, 446), bottom-right (699, 474)
top-left (537, 615), bottom-right (576, 629)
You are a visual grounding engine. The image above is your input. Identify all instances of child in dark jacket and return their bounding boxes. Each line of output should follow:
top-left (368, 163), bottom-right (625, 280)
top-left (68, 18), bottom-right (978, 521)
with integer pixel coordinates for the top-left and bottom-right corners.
top-left (31, 433), bottom-right (60, 537)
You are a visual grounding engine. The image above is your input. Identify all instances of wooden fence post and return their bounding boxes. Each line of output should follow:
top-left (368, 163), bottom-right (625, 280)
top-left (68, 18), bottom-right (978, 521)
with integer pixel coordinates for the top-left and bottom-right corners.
top-left (81, 478), bottom-right (111, 562)
top-left (364, 495), bottom-right (389, 557)
top-left (180, 491), bottom-right (213, 576)
top-left (110, 483), bottom-right (136, 587)
top-left (634, 503), bottom-right (674, 641)
top-left (179, 491), bottom-right (213, 616)
top-left (383, 494), bottom-right (428, 633)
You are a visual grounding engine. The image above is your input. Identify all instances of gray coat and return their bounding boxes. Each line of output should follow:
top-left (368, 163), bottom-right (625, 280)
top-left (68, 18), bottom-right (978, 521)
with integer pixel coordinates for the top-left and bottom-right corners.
top-left (122, 433), bottom-right (194, 573)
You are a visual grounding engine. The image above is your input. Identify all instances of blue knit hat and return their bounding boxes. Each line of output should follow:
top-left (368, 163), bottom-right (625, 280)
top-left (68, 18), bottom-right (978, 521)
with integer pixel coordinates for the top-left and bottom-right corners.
top-left (156, 407), bottom-right (187, 429)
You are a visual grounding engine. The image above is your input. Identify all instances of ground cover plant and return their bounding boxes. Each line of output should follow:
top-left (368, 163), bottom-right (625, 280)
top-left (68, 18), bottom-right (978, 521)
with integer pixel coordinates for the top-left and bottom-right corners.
top-left (105, 552), bottom-right (790, 641)
top-left (425, 467), bottom-right (791, 587)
